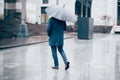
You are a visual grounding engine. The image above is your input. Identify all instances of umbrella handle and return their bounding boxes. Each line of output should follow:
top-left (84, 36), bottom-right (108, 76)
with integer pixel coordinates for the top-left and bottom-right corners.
top-left (63, 0), bottom-right (68, 8)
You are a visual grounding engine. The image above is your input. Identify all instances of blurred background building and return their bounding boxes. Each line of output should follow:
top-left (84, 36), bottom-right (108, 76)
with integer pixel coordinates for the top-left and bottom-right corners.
top-left (0, 0), bottom-right (119, 26)
top-left (0, 0), bottom-right (75, 24)
top-left (0, 0), bottom-right (120, 39)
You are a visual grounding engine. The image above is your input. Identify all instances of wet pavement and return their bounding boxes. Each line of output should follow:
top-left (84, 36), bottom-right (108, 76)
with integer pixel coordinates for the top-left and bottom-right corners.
top-left (0, 33), bottom-right (73, 49)
top-left (0, 33), bottom-right (120, 80)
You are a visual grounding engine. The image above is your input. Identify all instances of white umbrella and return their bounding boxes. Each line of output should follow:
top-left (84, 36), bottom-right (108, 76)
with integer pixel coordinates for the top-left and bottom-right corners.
top-left (45, 5), bottom-right (77, 22)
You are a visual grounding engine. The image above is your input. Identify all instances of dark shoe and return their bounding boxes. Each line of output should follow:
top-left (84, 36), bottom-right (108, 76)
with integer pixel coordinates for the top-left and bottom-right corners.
top-left (65, 62), bottom-right (70, 70)
top-left (51, 66), bottom-right (59, 69)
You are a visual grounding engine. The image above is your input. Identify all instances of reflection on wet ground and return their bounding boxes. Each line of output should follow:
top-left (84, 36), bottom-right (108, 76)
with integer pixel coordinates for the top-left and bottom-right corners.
top-left (0, 34), bottom-right (120, 80)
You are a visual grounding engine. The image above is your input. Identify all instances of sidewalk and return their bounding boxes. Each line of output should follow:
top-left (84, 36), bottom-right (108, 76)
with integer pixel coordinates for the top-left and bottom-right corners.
top-left (0, 33), bottom-right (74, 49)
top-left (0, 33), bottom-right (119, 80)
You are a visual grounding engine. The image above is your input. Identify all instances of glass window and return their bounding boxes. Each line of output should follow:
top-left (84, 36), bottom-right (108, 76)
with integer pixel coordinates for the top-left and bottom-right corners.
top-left (43, 0), bottom-right (48, 4)
top-left (118, 1), bottom-right (120, 6)
top-left (41, 13), bottom-right (48, 24)
top-left (41, 7), bottom-right (49, 24)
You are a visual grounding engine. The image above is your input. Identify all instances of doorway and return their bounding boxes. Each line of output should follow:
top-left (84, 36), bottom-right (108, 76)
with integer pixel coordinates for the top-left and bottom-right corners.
top-left (41, 7), bottom-right (48, 24)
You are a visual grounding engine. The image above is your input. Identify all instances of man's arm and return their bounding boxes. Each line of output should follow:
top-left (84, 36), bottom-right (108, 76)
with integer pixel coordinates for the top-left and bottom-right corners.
top-left (47, 18), bottom-right (52, 36)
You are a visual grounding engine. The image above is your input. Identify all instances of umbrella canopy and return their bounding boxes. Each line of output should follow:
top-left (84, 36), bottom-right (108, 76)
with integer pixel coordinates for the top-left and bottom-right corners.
top-left (45, 5), bottom-right (77, 22)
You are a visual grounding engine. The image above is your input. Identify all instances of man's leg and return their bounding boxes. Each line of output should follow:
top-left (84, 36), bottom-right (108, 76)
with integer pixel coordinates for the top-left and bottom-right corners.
top-left (58, 46), bottom-right (70, 70)
top-left (51, 46), bottom-right (59, 67)
top-left (58, 46), bottom-right (68, 62)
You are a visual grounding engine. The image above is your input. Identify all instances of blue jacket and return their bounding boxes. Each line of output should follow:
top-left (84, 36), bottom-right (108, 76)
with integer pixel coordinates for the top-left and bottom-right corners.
top-left (47, 17), bottom-right (66, 46)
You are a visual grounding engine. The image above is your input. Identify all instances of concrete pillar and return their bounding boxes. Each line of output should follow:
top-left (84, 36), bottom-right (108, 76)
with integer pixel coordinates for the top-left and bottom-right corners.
top-left (56, 0), bottom-right (59, 5)
top-left (17, 0), bottom-right (29, 38)
top-left (0, 0), bottom-right (4, 19)
top-left (85, 0), bottom-right (88, 17)
top-left (81, 2), bottom-right (83, 17)
top-left (21, 0), bottom-right (26, 25)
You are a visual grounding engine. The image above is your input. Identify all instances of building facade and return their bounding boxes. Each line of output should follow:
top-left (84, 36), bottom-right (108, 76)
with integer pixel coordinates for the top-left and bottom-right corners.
top-left (0, 0), bottom-right (75, 24)
top-left (91, 0), bottom-right (118, 26)
top-left (40, 0), bottom-right (75, 24)
top-left (0, 0), bottom-right (41, 24)
top-left (0, 0), bottom-right (119, 26)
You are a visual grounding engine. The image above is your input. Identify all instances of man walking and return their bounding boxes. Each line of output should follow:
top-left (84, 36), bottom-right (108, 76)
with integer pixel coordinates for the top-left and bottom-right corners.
top-left (47, 17), bottom-right (70, 70)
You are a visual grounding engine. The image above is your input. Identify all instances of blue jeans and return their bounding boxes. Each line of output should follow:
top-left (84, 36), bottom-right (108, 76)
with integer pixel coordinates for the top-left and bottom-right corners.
top-left (51, 46), bottom-right (68, 66)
